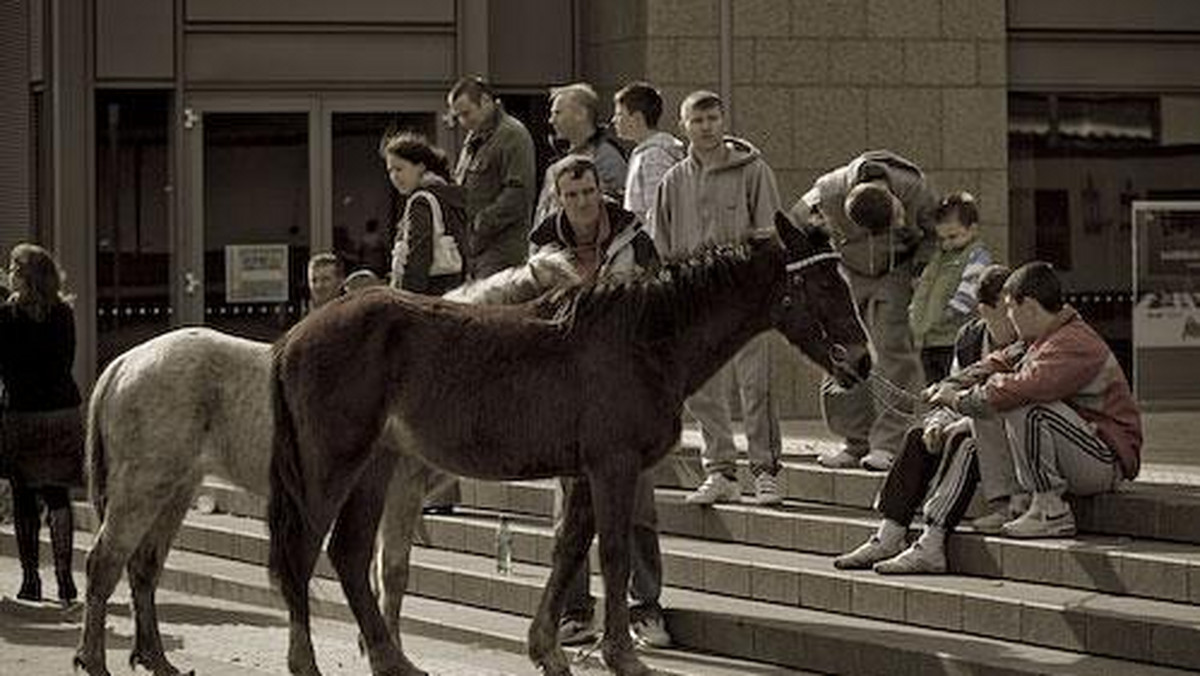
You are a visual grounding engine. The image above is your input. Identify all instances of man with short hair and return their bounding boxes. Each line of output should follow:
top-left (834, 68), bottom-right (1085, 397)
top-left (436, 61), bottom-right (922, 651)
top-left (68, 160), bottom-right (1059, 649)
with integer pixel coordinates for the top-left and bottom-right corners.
top-left (655, 90), bottom-right (785, 506)
top-left (447, 76), bottom-right (537, 279)
top-left (306, 252), bottom-right (345, 311)
top-left (928, 261), bottom-right (1142, 538)
top-left (534, 82), bottom-right (628, 226)
top-left (530, 155), bottom-right (670, 649)
top-left (612, 82), bottom-right (685, 240)
top-left (836, 265), bottom-right (1020, 574)
top-left (791, 150), bottom-right (940, 472)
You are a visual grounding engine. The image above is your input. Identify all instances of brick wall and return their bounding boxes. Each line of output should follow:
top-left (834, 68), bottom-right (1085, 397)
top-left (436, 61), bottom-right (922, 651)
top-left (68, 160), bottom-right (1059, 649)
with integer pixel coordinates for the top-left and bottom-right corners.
top-left (583, 0), bottom-right (1009, 417)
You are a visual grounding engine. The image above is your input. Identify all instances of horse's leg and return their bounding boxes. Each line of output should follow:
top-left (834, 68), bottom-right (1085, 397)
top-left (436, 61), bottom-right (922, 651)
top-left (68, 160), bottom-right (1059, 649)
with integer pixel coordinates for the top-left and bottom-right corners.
top-left (376, 453), bottom-right (431, 649)
top-left (127, 487), bottom-right (196, 676)
top-left (279, 524), bottom-right (325, 676)
top-left (328, 449), bottom-right (420, 676)
top-left (589, 464), bottom-right (651, 676)
top-left (74, 496), bottom-right (163, 676)
top-left (529, 477), bottom-right (596, 676)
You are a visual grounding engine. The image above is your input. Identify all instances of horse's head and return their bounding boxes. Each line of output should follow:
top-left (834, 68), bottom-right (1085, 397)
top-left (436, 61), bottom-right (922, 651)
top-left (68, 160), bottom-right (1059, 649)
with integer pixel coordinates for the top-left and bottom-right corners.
top-left (769, 212), bottom-right (872, 387)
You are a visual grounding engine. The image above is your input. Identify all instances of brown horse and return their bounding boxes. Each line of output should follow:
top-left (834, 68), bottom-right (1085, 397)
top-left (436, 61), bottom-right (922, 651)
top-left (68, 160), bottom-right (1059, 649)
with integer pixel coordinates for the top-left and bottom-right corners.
top-left (267, 215), bottom-right (872, 676)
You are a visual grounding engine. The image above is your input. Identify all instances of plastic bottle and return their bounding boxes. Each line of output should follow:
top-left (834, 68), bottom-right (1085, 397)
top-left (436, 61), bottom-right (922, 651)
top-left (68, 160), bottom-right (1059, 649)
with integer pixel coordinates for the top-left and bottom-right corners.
top-left (495, 516), bottom-right (514, 575)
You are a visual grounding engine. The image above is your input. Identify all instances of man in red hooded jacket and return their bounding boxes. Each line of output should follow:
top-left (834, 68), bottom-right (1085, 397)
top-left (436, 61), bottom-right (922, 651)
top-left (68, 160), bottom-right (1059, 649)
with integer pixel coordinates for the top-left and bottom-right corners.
top-left (927, 261), bottom-right (1142, 538)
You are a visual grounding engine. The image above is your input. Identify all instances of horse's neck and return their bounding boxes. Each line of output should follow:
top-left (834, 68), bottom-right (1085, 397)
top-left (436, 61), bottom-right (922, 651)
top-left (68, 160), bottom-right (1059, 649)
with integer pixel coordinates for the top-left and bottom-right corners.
top-left (647, 261), bottom-right (775, 401)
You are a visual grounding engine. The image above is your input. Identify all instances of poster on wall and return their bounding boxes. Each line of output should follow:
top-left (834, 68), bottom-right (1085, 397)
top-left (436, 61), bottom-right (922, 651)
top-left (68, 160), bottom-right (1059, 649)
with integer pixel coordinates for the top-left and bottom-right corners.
top-left (225, 244), bottom-right (290, 304)
top-left (1132, 202), bottom-right (1200, 406)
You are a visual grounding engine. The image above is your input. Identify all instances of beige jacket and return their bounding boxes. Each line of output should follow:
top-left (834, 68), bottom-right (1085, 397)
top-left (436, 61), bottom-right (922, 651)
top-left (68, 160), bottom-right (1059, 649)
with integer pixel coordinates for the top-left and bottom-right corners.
top-left (653, 136), bottom-right (782, 257)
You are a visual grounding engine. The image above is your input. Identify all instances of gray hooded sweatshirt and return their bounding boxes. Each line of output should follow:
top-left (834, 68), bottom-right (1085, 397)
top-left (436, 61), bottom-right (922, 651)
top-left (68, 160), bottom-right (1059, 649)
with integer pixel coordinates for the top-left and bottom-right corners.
top-left (624, 131), bottom-right (686, 238)
top-left (653, 136), bottom-right (782, 257)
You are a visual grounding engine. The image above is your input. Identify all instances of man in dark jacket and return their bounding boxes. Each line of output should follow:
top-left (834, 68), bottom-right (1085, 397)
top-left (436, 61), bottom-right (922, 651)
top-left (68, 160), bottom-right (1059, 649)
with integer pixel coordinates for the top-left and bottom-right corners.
top-left (448, 77), bottom-right (538, 279)
top-left (531, 155), bottom-right (670, 650)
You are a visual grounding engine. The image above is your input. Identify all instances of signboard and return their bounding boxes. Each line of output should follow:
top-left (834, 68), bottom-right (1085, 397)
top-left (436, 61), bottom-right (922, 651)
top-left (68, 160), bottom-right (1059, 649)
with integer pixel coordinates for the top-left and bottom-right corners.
top-left (1132, 202), bottom-right (1200, 405)
top-left (225, 244), bottom-right (289, 303)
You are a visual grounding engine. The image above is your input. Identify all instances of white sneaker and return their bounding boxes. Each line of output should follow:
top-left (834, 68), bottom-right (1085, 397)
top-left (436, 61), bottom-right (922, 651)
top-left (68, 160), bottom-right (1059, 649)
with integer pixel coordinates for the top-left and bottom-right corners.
top-left (860, 449), bottom-right (895, 472)
top-left (972, 495), bottom-right (1029, 534)
top-left (873, 542), bottom-right (947, 574)
top-left (685, 473), bottom-right (742, 505)
top-left (833, 535), bottom-right (905, 570)
top-left (971, 509), bottom-right (1010, 534)
top-left (817, 448), bottom-right (862, 469)
top-left (753, 472), bottom-right (783, 506)
top-left (1001, 492), bottom-right (1076, 539)
top-left (630, 612), bottom-right (671, 648)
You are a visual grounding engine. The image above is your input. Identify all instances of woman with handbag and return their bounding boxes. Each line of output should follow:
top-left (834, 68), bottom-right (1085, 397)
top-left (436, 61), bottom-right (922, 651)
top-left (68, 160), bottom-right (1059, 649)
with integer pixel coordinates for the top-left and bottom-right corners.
top-left (0, 243), bottom-right (84, 604)
top-left (381, 131), bottom-right (469, 295)
top-left (380, 131), bottom-right (470, 513)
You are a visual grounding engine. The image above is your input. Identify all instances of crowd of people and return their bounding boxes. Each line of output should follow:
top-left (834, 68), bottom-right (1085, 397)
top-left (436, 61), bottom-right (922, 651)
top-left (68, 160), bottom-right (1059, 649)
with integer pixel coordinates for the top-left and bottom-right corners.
top-left (1, 76), bottom-right (1143, 657)
top-left (292, 75), bottom-right (1144, 649)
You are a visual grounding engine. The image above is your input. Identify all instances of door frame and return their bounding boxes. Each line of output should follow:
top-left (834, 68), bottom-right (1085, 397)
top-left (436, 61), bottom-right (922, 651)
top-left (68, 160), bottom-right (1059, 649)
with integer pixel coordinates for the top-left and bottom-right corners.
top-left (179, 94), bottom-right (320, 326)
top-left (178, 92), bottom-right (451, 327)
top-left (318, 92), bottom-right (454, 256)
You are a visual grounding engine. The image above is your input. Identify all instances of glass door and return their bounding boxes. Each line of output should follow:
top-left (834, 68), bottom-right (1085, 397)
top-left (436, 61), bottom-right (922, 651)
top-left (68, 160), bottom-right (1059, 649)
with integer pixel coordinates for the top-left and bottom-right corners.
top-left (95, 90), bottom-right (173, 367)
top-left (184, 98), bottom-right (317, 341)
top-left (321, 95), bottom-right (449, 282)
top-left (329, 111), bottom-right (438, 278)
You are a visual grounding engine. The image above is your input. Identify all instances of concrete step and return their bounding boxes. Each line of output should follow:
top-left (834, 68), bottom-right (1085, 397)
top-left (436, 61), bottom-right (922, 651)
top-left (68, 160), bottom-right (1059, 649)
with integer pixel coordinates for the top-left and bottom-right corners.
top-left (659, 451), bottom-right (1200, 545)
top-left (71, 507), bottom-right (1200, 672)
top-left (193, 482), bottom-right (1200, 607)
top-left (0, 525), bottom-right (807, 676)
top-left (17, 520), bottom-right (1195, 676)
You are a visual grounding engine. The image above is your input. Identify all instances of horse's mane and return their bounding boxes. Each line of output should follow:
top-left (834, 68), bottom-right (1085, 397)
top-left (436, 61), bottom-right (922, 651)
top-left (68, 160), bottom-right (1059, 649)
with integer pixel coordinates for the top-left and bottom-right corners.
top-left (536, 236), bottom-right (784, 339)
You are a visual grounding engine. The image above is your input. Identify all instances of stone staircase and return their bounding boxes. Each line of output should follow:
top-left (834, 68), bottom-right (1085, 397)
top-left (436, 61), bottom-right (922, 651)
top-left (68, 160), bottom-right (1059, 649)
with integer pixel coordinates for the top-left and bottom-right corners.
top-left (5, 438), bottom-right (1200, 675)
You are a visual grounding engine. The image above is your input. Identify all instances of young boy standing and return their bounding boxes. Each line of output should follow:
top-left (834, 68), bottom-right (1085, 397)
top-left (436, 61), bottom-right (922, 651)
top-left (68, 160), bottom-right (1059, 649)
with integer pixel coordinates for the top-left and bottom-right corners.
top-left (909, 192), bottom-right (993, 383)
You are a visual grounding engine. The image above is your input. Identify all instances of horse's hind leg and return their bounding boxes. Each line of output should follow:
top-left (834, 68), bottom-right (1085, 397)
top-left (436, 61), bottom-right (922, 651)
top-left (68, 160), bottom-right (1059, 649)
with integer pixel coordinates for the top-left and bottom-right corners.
top-left (75, 493), bottom-right (164, 676)
top-left (127, 488), bottom-right (196, 676)
top-left (328, 450), bottom-right (421, 676)
top-left (376, 453), bottom-right (431, 648)
top-left (529, 477), bottom-right (596, 676)
top-left (589, 464), bottom-right (650, 676)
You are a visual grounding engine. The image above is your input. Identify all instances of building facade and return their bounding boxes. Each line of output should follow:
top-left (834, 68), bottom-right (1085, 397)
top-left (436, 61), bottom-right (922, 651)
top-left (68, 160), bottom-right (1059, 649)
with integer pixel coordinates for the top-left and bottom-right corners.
top-left (2, 0), bottom-right (1198, 415)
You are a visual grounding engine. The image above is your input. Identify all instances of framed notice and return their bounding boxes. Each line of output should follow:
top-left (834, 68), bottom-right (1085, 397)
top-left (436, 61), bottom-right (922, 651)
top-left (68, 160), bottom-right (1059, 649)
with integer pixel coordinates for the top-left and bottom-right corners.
top-left (1132, 201), bottom-right (1200, 406)
top-left (225, 244), bottom-right (290, 303)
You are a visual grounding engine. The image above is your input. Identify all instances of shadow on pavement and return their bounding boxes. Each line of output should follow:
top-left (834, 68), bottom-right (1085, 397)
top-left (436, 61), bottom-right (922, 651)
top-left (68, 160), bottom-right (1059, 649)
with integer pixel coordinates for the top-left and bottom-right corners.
top-left (105, 600), bottom-right (288, 628)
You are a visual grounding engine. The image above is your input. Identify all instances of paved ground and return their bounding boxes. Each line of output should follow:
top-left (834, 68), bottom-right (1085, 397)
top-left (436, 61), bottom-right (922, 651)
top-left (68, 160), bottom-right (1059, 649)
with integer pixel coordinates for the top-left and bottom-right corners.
top-left (0, 557), bottom-right (608, 676)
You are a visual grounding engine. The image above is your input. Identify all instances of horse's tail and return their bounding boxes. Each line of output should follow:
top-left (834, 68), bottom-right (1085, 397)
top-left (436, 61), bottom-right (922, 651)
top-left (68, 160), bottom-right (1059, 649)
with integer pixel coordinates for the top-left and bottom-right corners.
top-left (266, 343), bottom-right (311, 610)
top-left (86, 357), bottom-right (119, 519)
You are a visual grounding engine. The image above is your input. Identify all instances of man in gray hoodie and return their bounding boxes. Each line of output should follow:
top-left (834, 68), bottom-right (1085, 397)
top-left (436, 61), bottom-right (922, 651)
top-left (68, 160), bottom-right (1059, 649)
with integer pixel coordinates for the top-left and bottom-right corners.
top-left (612, 82), bottom-right (686, 240)
top-left (654, 90), bottom-right (785, 506)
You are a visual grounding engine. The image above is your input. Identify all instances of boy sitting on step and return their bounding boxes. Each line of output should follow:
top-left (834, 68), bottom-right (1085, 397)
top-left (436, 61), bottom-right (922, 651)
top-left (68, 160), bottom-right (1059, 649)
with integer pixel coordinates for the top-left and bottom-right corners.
top-left (926, 261), bottom-right (1142, 539)
top-left (836, 265), bottom-right (1022, 574)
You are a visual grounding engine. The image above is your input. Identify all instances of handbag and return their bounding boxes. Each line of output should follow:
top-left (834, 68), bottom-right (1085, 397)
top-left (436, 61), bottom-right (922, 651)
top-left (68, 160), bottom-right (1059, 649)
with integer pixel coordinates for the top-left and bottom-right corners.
top-left (406, 190), bottom-right (463, 277)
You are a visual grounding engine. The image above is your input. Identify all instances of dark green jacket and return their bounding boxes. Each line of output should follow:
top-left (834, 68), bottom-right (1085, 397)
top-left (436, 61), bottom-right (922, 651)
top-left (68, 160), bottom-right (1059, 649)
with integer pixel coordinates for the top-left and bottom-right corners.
top-left (453, 105), bottom-right (537, 278)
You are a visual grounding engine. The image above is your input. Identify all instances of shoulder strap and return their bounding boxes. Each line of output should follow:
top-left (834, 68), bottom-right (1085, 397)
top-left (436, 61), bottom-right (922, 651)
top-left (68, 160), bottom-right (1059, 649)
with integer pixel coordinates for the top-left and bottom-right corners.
top-left (407, 190), bottom-right (445, 237)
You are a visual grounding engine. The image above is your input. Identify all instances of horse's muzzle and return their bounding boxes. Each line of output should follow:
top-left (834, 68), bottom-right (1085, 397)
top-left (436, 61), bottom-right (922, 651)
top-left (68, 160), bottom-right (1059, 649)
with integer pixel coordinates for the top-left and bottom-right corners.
top-left (829, 343), bottom-right (872, 388)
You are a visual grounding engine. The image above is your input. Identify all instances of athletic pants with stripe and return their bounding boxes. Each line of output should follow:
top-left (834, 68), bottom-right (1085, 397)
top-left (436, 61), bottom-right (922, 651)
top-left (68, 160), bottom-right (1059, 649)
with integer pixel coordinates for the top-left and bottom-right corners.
top-left (875, 417), bottom-right (1016, 529)
top-left (998, 401), bottom-right (1120, 497)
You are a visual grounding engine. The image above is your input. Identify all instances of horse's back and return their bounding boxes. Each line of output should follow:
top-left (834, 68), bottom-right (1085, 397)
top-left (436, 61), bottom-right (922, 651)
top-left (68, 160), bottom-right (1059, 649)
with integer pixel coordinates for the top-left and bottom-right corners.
top-left (97, 326), bottom-right (275, 495)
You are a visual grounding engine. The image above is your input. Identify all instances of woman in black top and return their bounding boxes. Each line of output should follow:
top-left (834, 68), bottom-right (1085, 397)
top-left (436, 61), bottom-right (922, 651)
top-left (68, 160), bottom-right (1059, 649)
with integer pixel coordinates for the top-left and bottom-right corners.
top-left (0, 243), bottom-right (84, 604)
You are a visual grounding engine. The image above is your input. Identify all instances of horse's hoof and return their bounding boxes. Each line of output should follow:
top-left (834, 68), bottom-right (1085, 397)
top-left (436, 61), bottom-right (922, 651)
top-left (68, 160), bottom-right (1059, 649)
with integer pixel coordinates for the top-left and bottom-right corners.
top-left (601, 649), bottom-right (653, 676)
top-left (73, 654), bottom-right (112, 676)
top-left (536, 648), bottom-right (573, 676)
top-left (130, 649), bottom-right (187, 676)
